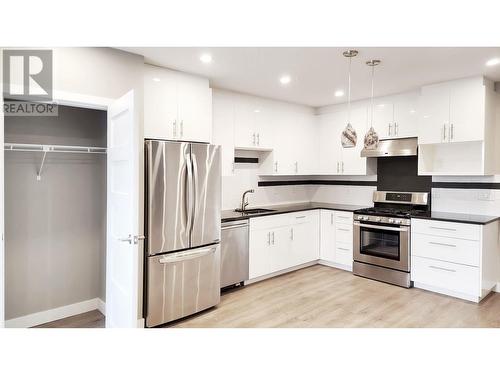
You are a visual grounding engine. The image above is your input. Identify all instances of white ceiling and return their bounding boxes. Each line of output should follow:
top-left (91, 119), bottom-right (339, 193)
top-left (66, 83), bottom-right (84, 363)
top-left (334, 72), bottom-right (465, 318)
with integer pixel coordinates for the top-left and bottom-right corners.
top-left (120, 47), bottom-right (500, 107)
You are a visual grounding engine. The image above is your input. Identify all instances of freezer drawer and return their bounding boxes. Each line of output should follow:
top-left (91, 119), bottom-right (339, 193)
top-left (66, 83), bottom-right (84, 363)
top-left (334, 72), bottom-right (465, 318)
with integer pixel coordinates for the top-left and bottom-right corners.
top-left (146, 244), bottom-right (221, 327)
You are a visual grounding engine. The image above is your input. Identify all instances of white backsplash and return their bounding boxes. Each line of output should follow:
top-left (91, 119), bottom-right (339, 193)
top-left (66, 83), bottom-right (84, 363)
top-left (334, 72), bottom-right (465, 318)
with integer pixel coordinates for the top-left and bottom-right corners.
top-left (309, 185), bottom-right (375, 206)
top-left (432, 188), bottom-right (500, 216)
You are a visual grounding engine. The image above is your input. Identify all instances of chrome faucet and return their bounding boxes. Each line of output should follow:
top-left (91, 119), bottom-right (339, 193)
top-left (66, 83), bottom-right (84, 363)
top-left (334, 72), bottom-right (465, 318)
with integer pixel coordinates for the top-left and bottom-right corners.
top-left (240, 189), bottom-right (255, 212)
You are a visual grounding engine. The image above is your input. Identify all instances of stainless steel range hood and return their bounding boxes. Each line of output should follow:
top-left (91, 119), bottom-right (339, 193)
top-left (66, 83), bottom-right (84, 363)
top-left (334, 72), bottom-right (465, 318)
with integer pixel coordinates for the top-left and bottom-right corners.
top-left (361, 137), bottom-right (418, 158)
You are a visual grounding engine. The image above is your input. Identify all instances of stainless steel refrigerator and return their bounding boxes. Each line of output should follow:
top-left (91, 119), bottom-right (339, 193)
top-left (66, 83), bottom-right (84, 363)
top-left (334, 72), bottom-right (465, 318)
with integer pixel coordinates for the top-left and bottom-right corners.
top-left (144, 140), bottom-right (221, 327)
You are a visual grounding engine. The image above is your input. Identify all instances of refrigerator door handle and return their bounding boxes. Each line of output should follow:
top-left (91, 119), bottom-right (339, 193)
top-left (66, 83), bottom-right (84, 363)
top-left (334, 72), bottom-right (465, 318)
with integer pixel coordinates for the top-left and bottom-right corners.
top-left (185, 151), bottom-right (194, 243)
top-left (191, 151), bottom-right (198, 236)
top-left (158, 246), bottom-right (217, 263)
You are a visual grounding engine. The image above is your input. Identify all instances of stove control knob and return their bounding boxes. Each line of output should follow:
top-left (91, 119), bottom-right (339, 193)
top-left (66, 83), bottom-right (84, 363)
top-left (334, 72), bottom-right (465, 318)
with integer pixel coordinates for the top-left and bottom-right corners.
top-left (388, 218), bottom-right (394, 224)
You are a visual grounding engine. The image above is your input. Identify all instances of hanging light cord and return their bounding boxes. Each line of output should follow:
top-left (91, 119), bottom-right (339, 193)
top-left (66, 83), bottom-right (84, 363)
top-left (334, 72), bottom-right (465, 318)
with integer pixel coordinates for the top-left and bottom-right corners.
top-left (370, 63), bottom-right (374, 128)
top-left (347, 56), bottom-right (352, 124)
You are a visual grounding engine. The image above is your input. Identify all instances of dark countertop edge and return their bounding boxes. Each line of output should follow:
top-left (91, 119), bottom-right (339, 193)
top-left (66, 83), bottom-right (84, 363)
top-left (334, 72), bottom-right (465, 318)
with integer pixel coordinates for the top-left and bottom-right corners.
top-left (221, 203), bottom-right (368, 223)
top-left (411, 214), bottom-right (500, 226)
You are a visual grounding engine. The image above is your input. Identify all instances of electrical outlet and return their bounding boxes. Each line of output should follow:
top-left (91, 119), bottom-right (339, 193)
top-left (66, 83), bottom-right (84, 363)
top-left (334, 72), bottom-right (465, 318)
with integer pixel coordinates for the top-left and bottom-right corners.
top-left (478, 190), bottom-right (494, 201)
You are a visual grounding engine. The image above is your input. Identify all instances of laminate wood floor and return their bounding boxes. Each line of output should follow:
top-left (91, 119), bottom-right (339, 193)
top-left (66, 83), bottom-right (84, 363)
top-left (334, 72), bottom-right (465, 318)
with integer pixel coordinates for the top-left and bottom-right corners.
top-left (35, 309), bottom-right (105, 328)
top-left (35, 265), bottom-right (500, 328)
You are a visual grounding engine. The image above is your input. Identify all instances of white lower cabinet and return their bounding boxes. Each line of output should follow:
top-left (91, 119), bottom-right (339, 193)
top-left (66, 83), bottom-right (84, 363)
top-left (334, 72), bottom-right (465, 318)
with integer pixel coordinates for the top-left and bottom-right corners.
top-left (249, 211), bottom-right (319, 280)
top-left (319, 210), bottom-right (353, 270)
top-left (411, 218), bottom-right (499, 302)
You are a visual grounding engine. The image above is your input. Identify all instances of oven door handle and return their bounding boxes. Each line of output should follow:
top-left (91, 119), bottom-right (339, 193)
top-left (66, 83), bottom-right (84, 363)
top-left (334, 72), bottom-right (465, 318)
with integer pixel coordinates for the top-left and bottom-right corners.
top-left (354, 222), bottom-right (409, 232)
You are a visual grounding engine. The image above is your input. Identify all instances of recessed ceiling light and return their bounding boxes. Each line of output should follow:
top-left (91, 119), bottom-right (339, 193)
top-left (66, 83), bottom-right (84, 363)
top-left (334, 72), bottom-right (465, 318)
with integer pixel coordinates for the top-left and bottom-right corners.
top-left (200, 53), bottom-right (212, 63)
top-left (253, 109), bottom-right (261, 113)
top-left (279, 75), bottom-right (291, 85)
top-left (486, 58), bottom-right (500, 67)
top-left (334, 90), bottom-right (344, 97)
top-left (152, 77), bottom-right (161, 82)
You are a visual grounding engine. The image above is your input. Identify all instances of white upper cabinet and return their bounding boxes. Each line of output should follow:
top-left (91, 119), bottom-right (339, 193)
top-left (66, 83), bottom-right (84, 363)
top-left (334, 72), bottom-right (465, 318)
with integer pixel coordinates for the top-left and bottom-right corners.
top-left (317, 103), bottom-right (375, 176)
top-left (372, 91), bottom-right (419, 139)
top-left (212, 90), bottom-right (235, 176)
top-left (418, 76), bottom-right (489, 145)
top-left (234, 94), bottom-right (274, 150)
top-left (144, 64), bottom-right (212, 143)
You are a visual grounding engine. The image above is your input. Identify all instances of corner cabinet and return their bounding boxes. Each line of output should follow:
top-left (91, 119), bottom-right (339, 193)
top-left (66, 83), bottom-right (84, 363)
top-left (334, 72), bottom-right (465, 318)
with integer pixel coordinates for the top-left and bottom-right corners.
top-left (248, 211), bottom-right (319, 280)
top-left (144, 64), bottom-right (212, 143)
top-left (417, 76), bottom-right (500, 176)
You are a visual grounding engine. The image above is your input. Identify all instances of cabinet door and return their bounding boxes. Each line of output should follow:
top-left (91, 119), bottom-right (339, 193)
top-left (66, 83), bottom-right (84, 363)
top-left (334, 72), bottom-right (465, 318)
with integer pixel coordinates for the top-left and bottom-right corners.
top-left (253, 98), bottom-right (274, 149)
top-left (271, 106), bottom-right (295, 175)
top-left (291, 213), bottom-right (320, 265)
top-left (371, 98), bottom-right (394, 139)
top-left (144, 65), bottom-right (178, 140)
top-left (249, 228), bottom-right (271, 279)
top-left (418, 83), bottom-right (450, 144)
top-left (269, 227), bottom-right (293, 272)
top-left (234, 95), bottom-right (257, 149)
top-left (177, 73), bottom-right (212, 143)
top-left (293, 112), bottom-right (317, 175)
top-left (212, 90), bottom-right (235, 176)
top-left (393, 92), bottom-right (419, 138)
top-left (449, 78), bottom-right (485, 143)
top-left (317, 112), bottom-right (343, 174)
top-left (320, 210), bottom-right (336, 262)
top-left (342, 105), bottom-right (368, 175)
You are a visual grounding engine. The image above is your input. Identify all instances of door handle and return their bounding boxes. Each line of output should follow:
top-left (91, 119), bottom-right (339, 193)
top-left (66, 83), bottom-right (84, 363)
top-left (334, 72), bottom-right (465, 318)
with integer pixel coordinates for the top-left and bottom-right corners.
top-left (290, 228), bottom-right (294, 240)
top-left (158, 247), bottom-right (216, 263)
top-left (450, 124), bottom-right (454, 141)
top-left (442, 124), bottom-right (446, 142)
top-left (267, 232), bottom-right (271, 245)
top-left (134, 235), bottom-right (146, 245)
top-left (119, 234), bottom-right (133, 244)
top-left (271, 231), bottom-right (275, 245)
top-left (257, 133), bottom-right (260, 146)
top-left (180, 120), bottom-right (184, 138)
top-left (341, 161), bottom-right (344, 173)
top-left (388, 123), bottom-right (392, 136)
top-left (252, 133), bottom-right (256, 146)
top-left (173, 120), bottom-right (177, 137)
top-left (274, 161), bottom-right (278, 173)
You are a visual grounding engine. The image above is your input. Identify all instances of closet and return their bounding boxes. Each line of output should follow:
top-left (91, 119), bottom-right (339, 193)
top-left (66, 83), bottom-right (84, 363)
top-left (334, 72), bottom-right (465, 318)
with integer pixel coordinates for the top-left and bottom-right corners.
top-left (4, 103), bottom-right (107, 328)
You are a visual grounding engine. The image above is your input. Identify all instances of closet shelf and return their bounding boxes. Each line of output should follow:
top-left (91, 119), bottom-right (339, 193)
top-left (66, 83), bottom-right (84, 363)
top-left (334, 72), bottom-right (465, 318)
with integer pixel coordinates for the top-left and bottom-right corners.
top-left (4, 143), bottom-right (107, 181)
top-left (4, 143), bottom-right (107, 154)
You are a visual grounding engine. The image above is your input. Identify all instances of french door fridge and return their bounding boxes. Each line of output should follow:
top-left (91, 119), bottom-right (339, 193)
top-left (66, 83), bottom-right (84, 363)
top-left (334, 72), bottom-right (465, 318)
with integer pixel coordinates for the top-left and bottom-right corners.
top-left (144, 140), bottom-right (221, 327)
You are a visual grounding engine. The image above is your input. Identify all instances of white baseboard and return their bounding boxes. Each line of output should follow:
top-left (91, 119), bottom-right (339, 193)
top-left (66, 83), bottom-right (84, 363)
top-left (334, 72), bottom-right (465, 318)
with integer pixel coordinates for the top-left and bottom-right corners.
top-left (413, 282), bottom-right (480, 303)
top-left (318, 260), bottom-right (353, 272)
top-left (5, 298), bottom-right (103, 328)
top-left (246, 261), bottom-right (318, 285)
top-left (97, 298), bottom-right (106, 315)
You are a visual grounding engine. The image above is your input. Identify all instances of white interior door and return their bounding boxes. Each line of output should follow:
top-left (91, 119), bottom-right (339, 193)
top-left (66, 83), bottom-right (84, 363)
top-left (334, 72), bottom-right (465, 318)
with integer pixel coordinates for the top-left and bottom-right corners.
top-left (106, 90), bottom-right (140, 328)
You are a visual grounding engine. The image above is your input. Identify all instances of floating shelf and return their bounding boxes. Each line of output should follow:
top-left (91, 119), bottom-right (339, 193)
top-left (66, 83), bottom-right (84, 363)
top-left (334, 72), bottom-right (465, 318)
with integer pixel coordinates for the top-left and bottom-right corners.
top-left (4, 143), bottom-right (107, 181)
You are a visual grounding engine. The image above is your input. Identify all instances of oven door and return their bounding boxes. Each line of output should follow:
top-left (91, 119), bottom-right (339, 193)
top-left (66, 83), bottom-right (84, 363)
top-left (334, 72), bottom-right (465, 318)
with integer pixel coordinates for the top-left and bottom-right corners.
top-left (353, 221), bottom-right (410, 272)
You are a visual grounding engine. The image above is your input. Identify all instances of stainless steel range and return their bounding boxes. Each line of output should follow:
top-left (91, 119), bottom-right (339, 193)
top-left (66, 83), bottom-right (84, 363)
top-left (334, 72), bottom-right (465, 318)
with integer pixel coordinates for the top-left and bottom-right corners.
top-left (353, 191), bottom-right (429, 288)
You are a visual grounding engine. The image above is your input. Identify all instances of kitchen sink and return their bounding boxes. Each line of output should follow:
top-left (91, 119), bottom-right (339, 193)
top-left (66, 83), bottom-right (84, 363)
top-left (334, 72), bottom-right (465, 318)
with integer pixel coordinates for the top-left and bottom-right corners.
top-left (234, 208), bottom-right (277, 214)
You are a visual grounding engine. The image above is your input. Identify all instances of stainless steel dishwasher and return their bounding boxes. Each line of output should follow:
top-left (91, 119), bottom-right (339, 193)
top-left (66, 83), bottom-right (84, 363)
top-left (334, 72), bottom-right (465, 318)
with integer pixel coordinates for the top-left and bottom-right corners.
top-left (221, 219), bottom-right (249, 288)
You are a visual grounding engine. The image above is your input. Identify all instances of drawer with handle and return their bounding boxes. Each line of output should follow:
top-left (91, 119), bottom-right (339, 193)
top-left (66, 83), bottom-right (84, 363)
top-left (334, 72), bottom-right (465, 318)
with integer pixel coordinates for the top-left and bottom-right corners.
top-left (335, 223), bottom-right (353, 243)
top-left (335, 243), bottom-right (353, 266)
top-left (291, 210), bottom-right (318, 224)
top-left (335, 211), bottom-right (353, 224)
top-left (411, 256), bottom-right (479, 297)
top-left (411, 218), bottom-right (480, 241)
top-left (412, 233), bottom-right (480, 267)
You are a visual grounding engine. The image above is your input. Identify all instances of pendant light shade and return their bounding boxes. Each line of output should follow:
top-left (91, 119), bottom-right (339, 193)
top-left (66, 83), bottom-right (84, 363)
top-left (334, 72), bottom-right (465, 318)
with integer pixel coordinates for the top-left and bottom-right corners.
top-left (341, 49), bottom-right (358, 148)
top-left (364, 59), bottom-right (381, 150)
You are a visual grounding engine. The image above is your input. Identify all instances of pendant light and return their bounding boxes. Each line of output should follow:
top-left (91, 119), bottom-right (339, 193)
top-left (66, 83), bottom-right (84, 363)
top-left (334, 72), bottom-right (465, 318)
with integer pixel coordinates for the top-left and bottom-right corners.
top-left (341, 49), bottom-right (358, 148)
top-left (364, 59), bottom-right (381, 150)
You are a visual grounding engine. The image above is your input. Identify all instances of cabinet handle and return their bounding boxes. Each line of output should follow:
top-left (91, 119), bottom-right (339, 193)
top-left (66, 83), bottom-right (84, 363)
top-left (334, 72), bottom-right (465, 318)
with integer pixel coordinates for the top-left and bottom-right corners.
top-left (267, 232), bottom-right (271, 245)
top-left (336, 162), bottom-right (340, 173)
top-left (429, 241), bottom-right (456, 248)
top-left (180, 120), bottom-right (184, 138)
top-left (429, 265), bottom-right (456, 273)
top-left (295, 215), bottom-right (306, 219)
top-left (232, 162), bottom-right (235, 173)
top-left (257, 133), bottom-right (260, 146)
top-left (252, 133), bottom-right (256, 146)
top-left (395, 122), bottom-right (398, 135)
top-left (331, 213), bottom-right (334, 225)
top-left (295, 161), bottom-right (298, 173)
top-left (388, 123), bottom-right (392, 136)
top-left (271, 231), bottom-right (275, 245)
top-left (173, 120), bottom-right (177, 137)
top-left (341, 161), bottom-right (344, 173)
top-left (450, 124), bottom-right (454, 141)
top-left (442, 124), bottom-right (446, 142)
top-left (290, 228), bottom-right (294, 240)
top-left (337, 228), bottom-right (350, 232)
top-left (429, 226), bottom-right (456, 231)
top-left (337, 247), bottom-right (350, 251)
top-left (274, 161), bottom-right (278, 173)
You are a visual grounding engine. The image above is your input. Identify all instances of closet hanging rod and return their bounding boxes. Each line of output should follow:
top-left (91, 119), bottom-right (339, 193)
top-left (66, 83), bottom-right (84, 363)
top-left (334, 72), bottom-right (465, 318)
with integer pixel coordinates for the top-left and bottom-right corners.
top-left (4, 143), bottom-right (107, 154)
